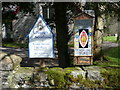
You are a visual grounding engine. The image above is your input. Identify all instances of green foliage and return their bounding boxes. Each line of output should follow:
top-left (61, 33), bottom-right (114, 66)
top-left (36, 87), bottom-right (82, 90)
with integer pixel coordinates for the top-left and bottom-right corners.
top-left (2, 2), bottom-right (35, 18)
top-left (85, 2), bottom-right (120, 18)
top-left (68, 44), bottom-right (74, 47)
top-left (2, 2), bottom-right (35, 41)
top-left (103, 36), bottom-right (117, 42)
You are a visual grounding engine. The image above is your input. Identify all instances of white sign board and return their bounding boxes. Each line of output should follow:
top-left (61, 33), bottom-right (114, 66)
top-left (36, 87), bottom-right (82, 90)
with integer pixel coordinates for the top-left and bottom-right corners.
top-left (28, 15), bottom-right (54, 58)
top-left (74, 19), bottom-right (93, 56)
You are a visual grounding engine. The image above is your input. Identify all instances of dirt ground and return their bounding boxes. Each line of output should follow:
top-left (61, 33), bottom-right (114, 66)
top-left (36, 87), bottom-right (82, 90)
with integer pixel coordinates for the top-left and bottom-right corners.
top-left (0, 41), bottom-right (119, 67)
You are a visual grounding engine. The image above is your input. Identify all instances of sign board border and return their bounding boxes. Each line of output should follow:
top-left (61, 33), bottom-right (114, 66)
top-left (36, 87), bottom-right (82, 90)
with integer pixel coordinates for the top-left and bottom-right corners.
top-left (74, 19), bottom-right (93, 56)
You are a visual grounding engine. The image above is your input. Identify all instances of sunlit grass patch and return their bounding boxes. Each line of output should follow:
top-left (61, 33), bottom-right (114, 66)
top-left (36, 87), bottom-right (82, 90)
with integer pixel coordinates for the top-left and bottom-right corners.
top-left (94, 46), bottom-right (120, 68)
top-left (104, 46), bottom-right (120, 64)
top-left (103, 36), bottom-right (117, 42)
top-left (3, 42), bottom-right (28, 48)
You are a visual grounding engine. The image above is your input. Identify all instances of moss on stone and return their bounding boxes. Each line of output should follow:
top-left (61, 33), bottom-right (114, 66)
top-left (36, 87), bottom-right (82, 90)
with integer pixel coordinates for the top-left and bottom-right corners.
top-left (44, 67), bottom-right (80, 88)
top-left (44, 67), bottom-right (85, 88)
top-left (64, 67), bottom-right (79, 71)
top-left (64, 67), bottom-right (79, 74)
top-left (44, 67), bottom-right (107, 88)
top-left (9, 71), bottom-right (16, 88)
top-left (10, 66), bottom-right (119, 89)
top-left (67, 71), bottom-right (105, 88)
top-left (79, 78), bottom-right (105, 88)
top-left (45, 68), bottom-right (65, 88)
top-left (35, 75), bottom-right (41, 81)
top-left (15, 67), bottom-right (33, 73)
top-left (100, 68), bottom-right (120, 88)
top-left (50, 67), bottom-right (63, 70)
top-left (67, 74), bottom-right (82, 83)
top-left (35, 67), bottom-right (49, 72)
top-left (9, 67), bottom-right (33, 88)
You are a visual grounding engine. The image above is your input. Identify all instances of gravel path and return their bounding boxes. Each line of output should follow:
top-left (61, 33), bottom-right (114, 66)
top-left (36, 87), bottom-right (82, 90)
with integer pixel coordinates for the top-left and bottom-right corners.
top-left (102, 41), bottom-right (120, 50)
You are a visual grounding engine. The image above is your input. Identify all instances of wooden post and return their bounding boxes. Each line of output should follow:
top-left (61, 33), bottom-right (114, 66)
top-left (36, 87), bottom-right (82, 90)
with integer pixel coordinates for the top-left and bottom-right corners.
top-left (39, 59), bottom-right (45, 67)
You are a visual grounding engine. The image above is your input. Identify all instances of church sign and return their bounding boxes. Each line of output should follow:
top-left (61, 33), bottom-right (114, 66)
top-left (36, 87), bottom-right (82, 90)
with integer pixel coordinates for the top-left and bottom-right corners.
top-left (74, 12), bottom-right (94, 65)
top-left (74, 20), bottom-right (93, 56)
top-left (28, 15), bottom-right (54, 58)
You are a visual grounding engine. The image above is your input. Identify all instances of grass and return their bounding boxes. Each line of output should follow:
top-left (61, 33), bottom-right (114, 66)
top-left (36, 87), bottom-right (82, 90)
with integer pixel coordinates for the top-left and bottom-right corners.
top-left (2, 42), bottom-right (28, 48)
top-left (94, 46), bottom-right (120, 68)
top-left (103, 36), bottom-right (117, 42)
top-left (96, 36), bottom-right (120, 67)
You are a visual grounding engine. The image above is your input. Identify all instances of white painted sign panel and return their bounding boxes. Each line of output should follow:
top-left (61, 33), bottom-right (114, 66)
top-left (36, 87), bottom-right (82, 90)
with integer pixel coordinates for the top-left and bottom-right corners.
top-left (28, 15), bottom-right (54, 58)
top-left (74, 19), bottom-right (93, 56)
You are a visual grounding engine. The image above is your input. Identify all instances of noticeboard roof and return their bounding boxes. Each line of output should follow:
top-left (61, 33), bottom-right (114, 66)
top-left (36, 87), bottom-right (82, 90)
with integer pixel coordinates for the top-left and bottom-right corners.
top-left (73, 12), bottom-right (94, 20)
top-left (26, 15), bottom-right (54, 37)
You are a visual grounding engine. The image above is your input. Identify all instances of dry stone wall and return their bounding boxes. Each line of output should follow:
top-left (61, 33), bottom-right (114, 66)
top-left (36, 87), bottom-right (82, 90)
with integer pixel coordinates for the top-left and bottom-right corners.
top-left (0, 51), bottom-right (119, 89)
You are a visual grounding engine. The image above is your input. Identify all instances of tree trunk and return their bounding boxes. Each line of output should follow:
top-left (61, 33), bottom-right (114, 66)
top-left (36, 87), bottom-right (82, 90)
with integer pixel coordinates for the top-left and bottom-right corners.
top-left (93, 3), bottom-right (103, 60)
top-left (117, 20), bottom-right (120, 41)
top-left (117, 36), bottom-right (119, 41)
top-left (54, 3), bottom-right (70, 68)
top-left (4, 21), bottom-right (13, 42)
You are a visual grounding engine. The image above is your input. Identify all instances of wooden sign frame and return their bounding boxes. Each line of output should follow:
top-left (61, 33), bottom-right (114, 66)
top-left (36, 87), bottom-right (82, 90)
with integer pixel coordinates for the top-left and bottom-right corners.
top-left (73, 12), bottom-right (94, 65)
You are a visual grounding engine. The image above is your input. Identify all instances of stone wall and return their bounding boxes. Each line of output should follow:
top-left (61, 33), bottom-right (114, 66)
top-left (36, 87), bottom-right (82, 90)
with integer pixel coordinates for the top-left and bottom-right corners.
top-left (1, 51), bottom-right (119, 89)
